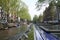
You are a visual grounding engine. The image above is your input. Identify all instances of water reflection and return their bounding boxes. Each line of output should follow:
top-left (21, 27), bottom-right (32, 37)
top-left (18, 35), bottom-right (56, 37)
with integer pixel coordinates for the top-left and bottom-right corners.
top-left (0, 27), bottom-right (21, 40)
top-left (0, 23), bottom-right (28, 40)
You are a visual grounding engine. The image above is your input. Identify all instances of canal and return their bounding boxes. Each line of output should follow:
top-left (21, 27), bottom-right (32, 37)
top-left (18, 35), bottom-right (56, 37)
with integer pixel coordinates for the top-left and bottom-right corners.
top-left (0, 24), bottom-right (60, 40)
top-left (0, 23), bottom-right (29, 40)
top-left (0, 23), bottom-right (33, 40)
top-left (0, 27), bottom-right (21, 40)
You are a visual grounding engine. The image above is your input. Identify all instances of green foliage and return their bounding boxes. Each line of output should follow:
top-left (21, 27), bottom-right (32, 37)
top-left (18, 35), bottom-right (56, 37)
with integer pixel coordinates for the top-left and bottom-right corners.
top-left (33, 15), bottom-right (38, 23)
top-left (20, 24), bottom-right (34, 40)
top-left (20, 24), bottom-right (27, 32)
top-left (38, 15), bottom-right (43, 22)
top-left (0, 0), bottom-right (20, 14)
top-left (18, 6), bottom-right (31, 21)
top-left (38, 0), bottom-right (45, 3)
top-left (36, 0), bottom-right (60, 10)
top-left (27, 26), bottom-right (34, 40)
top-left (0, 0), bottom-right (31, 21)
top-left (37, 0), bottom-right (60, 4)
top-left (43, 1), bottom-right (56, 21)
top-left (56, 1), bottom-right (60, 7)
top-left (49, 2), bottom-right (56, 20)
top-left (18, 1), bottom-right (31, 21)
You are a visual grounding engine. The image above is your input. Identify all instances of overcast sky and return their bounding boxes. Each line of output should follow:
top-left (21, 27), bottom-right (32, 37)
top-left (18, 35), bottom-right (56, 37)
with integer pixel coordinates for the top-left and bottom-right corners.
top-left (22, 0), bottom-right (49, 20)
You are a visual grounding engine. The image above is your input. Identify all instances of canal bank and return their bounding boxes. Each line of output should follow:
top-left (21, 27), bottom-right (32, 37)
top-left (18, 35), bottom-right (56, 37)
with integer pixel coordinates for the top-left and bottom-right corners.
top-left (0, 23), bottom-right (34, 40)
top-left (34, 24), bottom-right (60, 40)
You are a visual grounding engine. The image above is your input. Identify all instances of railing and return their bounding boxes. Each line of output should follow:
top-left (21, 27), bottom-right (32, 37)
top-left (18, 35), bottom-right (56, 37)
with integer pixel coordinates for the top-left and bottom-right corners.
top-left (44, 25), bottom-right (60, 30)
top-left (37, 23), bottom-right (60, 31)
top-left (34, 24), bottom-right (60, 40)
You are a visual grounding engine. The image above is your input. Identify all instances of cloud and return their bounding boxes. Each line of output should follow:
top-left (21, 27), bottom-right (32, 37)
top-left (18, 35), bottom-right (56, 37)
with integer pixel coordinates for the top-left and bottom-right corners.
top-left (22, 0), bottom-right (49, 20)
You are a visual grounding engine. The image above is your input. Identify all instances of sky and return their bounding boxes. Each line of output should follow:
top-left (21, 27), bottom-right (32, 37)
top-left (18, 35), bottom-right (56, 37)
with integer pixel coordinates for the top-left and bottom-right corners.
top-left (22, 0), bottom-right (49, 20)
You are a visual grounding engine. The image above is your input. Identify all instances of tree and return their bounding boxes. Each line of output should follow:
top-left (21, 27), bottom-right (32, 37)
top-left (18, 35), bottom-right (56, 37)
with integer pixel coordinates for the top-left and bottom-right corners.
top-left (0, 0), bottom-right (20, 14)
top-left (33, 15), bottom-right (38, 23)
top-left (0, 0), bottom-right (31, 21)
top-left (36, 0), bottom-right (60, 10)
top-left (18, 7), bottom-right (31, 21)
top-left (43, 1), bottom-right (56, 21)
top-left (17, 2), bottom-right (31, 21)
top-left (49, 2), bottom-right (56, 20)
top-left (38, 15), bottom-right (43, 22)
top-left (56, 0), bottom-right (60, 7)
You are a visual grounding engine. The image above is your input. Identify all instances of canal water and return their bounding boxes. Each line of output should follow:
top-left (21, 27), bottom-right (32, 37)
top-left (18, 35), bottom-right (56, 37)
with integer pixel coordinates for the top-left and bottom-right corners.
top-left (0, 27), bottom-right (20, 40)
top-left (0, 24), bottom-right (60, 40)
top-left (0, 24), bottom-right (28, 40)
